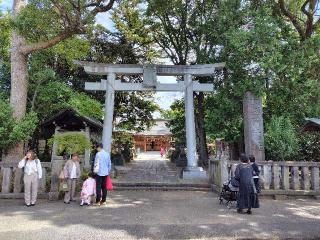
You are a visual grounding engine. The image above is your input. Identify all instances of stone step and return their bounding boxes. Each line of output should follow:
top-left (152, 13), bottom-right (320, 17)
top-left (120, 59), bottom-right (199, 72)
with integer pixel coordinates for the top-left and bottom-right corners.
top-left (114, 186), bottom-right (212, 191)
top-left (113, 182), bottom-right (212, 191)
top-left (114, 182), bottom-right (211, 188)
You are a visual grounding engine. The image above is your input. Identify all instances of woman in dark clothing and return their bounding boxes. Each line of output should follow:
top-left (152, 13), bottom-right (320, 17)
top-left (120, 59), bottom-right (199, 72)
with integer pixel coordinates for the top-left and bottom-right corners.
top-left (235, 154), bottom-right (259, 214)
top-left (249, 155), bottom-right (260, 193)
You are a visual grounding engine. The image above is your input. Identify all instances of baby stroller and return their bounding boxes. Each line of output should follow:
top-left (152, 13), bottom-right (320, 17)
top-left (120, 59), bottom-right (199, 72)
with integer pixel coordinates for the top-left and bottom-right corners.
top-left (219, 180), bottom-right (239, 208)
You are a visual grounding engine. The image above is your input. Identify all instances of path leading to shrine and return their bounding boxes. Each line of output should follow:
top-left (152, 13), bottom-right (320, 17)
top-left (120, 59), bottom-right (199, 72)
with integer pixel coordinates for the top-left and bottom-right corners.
top-left (114, 151), bottom-right (181, 183)
top-left (0, 191), bottom-right (319, 240)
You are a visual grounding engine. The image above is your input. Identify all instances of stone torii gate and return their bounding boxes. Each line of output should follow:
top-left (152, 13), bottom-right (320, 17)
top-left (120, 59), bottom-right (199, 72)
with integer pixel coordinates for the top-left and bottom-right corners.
top-left (78, 61), bottom-right (225, 180)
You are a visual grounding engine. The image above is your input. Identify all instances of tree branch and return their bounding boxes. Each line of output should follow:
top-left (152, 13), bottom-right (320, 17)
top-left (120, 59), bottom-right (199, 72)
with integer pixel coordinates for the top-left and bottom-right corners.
top-left (21, 32), bottom-right (73, 54)
top-left (278, 0), bottom-right (306, 40)
top-left (93, 0), bottom-right (115, 13)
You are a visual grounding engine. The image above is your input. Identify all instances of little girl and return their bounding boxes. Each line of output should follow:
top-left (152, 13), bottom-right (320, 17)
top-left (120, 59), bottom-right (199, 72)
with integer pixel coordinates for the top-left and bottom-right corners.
top-left (80, 172), bottom-right (96, 206)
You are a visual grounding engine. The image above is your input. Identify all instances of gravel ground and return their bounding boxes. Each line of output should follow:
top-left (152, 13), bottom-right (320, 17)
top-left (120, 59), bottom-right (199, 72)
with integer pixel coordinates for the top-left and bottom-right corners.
top-left (0, 191), bottom-right (319, 240)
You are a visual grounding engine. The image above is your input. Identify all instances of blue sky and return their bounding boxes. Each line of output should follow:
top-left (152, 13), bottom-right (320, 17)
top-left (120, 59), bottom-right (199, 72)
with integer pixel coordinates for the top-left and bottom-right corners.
top-left (0, 0), bottom-right (11, 11)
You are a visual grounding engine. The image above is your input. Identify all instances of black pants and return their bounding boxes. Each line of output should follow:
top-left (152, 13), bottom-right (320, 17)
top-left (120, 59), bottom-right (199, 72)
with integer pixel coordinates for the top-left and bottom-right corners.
top-left (96, 175), bottom-right (107, 203)
top-left (254, 178), bottom-right (260, 193)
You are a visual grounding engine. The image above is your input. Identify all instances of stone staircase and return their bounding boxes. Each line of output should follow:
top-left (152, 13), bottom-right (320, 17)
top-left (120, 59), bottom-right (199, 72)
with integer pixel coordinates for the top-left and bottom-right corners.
top-left (113, 182), bottom-right (212, 191)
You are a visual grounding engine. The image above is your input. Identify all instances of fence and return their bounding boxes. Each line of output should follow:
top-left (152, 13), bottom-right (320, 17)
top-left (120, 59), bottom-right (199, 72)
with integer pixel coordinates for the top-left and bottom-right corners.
top-left (0, 162), bottom-right (51, 198)
top-left (209, 157), bottom-right (320, 197)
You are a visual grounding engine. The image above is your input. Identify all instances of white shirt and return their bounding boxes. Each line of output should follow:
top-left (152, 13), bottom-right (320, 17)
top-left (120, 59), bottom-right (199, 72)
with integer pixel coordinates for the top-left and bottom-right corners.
top-left (18, 159), bottom-right (42, 179)
top-left (70, 162), bottom-right (77, 179)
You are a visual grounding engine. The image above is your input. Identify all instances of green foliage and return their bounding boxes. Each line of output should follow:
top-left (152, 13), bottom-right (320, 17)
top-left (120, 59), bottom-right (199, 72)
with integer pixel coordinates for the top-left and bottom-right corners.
top-left (49, 132), bottom-right (92, 156)
top-left (298, 132), bottom-right (320, 162)
top-left (12, 0), bottom-right (95, 43)
top-left (162, 100), bottom-right (186, 147)
top-left (265, 116), bottom-right (299, 161)
top-left (31, 78), bottom-right (103, 121)
top-left (0, 98), bottom-right (38, 150)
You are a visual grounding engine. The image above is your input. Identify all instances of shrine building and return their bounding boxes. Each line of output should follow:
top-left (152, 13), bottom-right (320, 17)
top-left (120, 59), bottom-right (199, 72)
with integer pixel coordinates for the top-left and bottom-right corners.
top-left (133, 119), bottom-right (173, 152)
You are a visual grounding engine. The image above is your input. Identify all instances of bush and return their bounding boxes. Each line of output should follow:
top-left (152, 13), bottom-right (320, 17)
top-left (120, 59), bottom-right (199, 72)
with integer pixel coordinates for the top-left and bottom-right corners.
top-left (265, 116), bottom-right (299, 161)
top-left (298, 132), bottom-right (320, 162)
top-left (49, 132), bottom-right (92, 156)
top-left (0, 98), bottom-right (38, 151)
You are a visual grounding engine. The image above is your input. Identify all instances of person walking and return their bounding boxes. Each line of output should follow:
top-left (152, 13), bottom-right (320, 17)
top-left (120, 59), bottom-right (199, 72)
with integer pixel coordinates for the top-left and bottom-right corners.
top-left (160, 146), bottom-right (165, 158)
top-left (18, 150), bottom-right (42, 207)
top-left (63, 153), bottom-right (81, 204)
top-left (235, 154), bottom-right (259, 214)
top-left (93, 143), bottom-right (111, 206)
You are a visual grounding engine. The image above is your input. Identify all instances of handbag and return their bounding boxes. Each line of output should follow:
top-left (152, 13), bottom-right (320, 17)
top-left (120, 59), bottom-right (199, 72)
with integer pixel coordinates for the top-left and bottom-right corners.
top-left (59, 180), bottom-right (68, 192)
top-left (106, 175), bottom-right (113, 191)
top-left (59, 170), bottom-right (65, 179)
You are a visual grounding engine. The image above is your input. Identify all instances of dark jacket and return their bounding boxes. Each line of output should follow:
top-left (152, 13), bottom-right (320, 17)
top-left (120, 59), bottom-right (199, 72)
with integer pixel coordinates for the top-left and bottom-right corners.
top-left (235, 163), bottom-right (259, 209)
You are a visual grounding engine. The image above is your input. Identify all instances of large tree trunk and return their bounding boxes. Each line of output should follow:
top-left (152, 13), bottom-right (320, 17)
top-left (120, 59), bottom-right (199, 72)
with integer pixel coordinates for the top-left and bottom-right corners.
top-left (3, 0), bottom-right (28, 162)
top-left (195, 92), bottom-right (208, 167)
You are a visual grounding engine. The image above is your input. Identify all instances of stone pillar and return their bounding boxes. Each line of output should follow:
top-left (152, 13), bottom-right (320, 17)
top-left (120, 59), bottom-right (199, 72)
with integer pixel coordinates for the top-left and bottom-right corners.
top-left (184, 74), bottom-right (197, 168)
top-left (263, 164), bottom-right (271, 190)
top-left (243, 92), bottom-right (265, 161)
top-left (1, 168), bottom-right (12, 193)
top-left (291, 166), bottom-right (300, 190)
top-left (182, 74), bottom-right (207, 180)
top-left (272, 164), bottom-right (280, 190)
top-left (48, 126), bottom-right (64, 200)
top-left (311, 167), bottom-right (319, 191)
top-left (84, 126), bottom-right (91, 170)
top-left (301, 166), bottom-right (310, 190)
top-left (102, 73), bottom-right (116, 153)
top-left (281, 166), bottom-right (290, 190)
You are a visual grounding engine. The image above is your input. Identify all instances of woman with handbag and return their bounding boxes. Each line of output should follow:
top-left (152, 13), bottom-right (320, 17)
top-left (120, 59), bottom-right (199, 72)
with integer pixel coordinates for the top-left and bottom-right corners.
top-left (18, 150), bottom-right (42, 207)
top-left (62, 153), bottom-right (81, 204)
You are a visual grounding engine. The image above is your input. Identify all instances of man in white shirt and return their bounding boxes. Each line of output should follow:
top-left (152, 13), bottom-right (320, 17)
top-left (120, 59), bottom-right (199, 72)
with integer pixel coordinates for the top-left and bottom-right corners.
top-left (63, 153), bottom-right (81, 204)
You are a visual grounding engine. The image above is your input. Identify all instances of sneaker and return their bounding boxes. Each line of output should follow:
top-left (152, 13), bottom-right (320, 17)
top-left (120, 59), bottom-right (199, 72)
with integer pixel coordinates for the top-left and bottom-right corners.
top-left (93, 202), bottom-right (101, 206)
top-left (25, 204), bottom-right (31, 207)
top-left (246, 209), bottom-right (252, 215)
top-left (64, 201), bottom-right (70, 204)
top-left (30, 203), bottom-right (36, 206)
top-left (101, 201), bottom-right (107, 206)
top-left (80, 201), bottom-right (84, 206)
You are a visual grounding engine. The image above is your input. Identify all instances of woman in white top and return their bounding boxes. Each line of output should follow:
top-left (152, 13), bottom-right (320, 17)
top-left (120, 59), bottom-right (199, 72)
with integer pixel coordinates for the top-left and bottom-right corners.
top-left (62, 153), bottom-right (81, 204)
top-left (18, 150), bottom-right (42, 207)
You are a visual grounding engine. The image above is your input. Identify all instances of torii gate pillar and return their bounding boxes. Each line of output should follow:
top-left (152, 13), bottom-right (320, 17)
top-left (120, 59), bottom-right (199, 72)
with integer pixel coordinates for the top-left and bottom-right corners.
top-left (182, 74), bottom-right (206, 180)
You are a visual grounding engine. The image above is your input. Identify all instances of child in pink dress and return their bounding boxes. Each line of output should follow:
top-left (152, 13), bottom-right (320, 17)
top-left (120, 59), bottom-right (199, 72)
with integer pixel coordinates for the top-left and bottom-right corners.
top-left (80, 172), bottom-right (96, 206)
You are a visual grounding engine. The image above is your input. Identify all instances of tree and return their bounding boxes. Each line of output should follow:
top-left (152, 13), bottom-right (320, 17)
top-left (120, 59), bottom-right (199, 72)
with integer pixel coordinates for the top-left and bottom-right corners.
top-left (6, 0), bottom-right (115, 161)
top-left (0, 95), bottom-right (38, 152)
top-left (265, 116), bottom-right (299, 161)
top-left (276, 0), bottom-right (320, 41)
top-left (113, 0), bottom-right (223, 166)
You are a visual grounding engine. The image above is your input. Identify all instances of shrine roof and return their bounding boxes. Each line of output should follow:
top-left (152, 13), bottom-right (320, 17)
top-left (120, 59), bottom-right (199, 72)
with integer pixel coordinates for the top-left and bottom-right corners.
top-left (41, 108), bottom-right (103, 130)
top-left (134, 119), bottom-right (172, 136)
top-left (302, 118), bottom-right (320, 132)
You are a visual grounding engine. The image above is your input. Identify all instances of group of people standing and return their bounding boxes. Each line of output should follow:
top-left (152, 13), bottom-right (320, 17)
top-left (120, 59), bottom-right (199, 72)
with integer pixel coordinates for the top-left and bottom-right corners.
top-left (18, 143), bottom-right (111, 207)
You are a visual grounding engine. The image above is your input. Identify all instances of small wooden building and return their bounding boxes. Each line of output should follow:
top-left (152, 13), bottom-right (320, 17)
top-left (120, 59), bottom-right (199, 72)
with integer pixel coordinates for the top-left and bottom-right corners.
top-left (133, 119), bottom-right (173, 152)
top-left (40, 108), bottom-right (103, 169)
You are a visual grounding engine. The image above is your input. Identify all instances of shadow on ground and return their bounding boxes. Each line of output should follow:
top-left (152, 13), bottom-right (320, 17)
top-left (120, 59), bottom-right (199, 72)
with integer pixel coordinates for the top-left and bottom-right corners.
top-left (0, 191), bottom-right (320, 240)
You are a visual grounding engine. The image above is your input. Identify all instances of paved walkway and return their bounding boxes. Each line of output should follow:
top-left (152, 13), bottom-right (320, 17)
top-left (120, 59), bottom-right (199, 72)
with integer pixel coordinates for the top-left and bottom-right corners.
top-left (115, 151), bottom-right (181, 183)
top-left (0, 191), bottom-right (319, 240)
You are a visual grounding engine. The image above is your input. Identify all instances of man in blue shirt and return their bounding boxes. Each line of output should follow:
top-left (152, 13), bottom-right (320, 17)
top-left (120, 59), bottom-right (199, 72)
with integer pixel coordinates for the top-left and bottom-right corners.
top-left (93, 143), bottom-right (111, 205)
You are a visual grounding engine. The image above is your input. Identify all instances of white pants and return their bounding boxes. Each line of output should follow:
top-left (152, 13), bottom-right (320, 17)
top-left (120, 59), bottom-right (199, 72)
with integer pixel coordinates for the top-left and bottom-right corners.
top-left (24, 173), bottom-right (38, 205)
